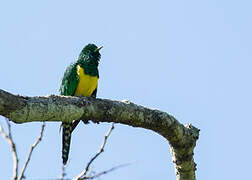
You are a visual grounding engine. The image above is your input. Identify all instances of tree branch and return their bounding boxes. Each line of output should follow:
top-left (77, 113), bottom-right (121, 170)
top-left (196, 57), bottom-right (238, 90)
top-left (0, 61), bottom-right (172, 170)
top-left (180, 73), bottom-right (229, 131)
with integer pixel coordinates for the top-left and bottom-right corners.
top-left (0, 88), bottom-right (200, 180)
top-left (18, 122), bottom-right (45, 180)
top-left (0, 119), bottom-right (18, 180)
top-left (73, 123), bottom-right (115, 180)
top-left (83, 163), bottom-right (131, 180)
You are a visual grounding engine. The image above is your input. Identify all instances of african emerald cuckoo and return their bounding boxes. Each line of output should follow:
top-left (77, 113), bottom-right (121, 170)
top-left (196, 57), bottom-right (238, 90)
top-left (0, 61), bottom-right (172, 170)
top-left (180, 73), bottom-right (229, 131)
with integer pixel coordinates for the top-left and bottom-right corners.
top-left (59, 44), bottom-right (102, 165)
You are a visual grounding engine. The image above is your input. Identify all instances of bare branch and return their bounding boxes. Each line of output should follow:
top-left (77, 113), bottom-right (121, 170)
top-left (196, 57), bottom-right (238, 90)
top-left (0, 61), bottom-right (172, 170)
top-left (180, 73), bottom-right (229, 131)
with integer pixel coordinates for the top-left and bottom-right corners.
top-left (0, 89), bottom-right (200, 180)
top-left (73, 123), bottom-right (115, 180)
top-left (0, 119), bottom-right (19, 180)
top-left (18, 122), bottom-right (46, 180)
top-left (82, 163), bottom-right (131, 180)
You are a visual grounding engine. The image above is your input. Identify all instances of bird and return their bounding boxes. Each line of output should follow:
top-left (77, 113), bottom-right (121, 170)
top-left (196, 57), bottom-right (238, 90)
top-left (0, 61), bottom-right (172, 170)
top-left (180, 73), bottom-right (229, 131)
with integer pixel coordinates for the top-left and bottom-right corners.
top-left (59, 44), bottom-right (102, 165)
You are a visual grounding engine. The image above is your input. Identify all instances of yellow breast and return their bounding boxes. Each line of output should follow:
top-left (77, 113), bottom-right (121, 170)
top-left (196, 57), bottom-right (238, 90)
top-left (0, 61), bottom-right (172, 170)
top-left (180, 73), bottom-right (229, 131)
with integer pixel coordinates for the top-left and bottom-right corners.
top-left (74, 65), bottom-right (98, 97)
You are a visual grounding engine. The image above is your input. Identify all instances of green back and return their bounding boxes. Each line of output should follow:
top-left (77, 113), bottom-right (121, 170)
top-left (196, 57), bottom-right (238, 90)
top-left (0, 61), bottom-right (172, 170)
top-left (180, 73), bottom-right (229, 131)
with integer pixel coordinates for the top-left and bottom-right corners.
top-left (60, 63), bottom-right (79, 96)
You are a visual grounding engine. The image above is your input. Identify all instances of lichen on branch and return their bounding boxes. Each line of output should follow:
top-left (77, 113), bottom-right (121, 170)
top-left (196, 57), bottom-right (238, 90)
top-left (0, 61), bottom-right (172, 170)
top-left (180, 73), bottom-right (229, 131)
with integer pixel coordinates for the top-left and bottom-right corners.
top-left (0, 88), bottom-right (199, 180)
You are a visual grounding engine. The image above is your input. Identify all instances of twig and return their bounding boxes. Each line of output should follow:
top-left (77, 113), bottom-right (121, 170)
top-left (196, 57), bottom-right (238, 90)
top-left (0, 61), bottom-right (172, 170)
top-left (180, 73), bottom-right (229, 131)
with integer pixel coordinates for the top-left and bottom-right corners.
top-left (18, 122), bottom-right (46, 180)
top-left (87, 169), bottom-right (96, 178)
top-left (82, 163), bottom-right (132, 180)
top-left (0, 119), bottom-right (19, 180)
top-left (73, 123), bottom-right (115, 180)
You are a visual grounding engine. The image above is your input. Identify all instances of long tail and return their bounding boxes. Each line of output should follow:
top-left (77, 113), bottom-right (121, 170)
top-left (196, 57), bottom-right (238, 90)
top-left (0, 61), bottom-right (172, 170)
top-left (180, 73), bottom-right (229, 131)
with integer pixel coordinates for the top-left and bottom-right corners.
top-left (62, 122), bottom-right (72, 165)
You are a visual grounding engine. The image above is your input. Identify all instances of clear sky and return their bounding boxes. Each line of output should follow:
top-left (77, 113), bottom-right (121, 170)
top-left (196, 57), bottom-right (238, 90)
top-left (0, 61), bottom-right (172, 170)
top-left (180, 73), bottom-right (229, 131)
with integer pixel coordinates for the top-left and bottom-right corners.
top-left (0, 0), bottom-right (251, 179)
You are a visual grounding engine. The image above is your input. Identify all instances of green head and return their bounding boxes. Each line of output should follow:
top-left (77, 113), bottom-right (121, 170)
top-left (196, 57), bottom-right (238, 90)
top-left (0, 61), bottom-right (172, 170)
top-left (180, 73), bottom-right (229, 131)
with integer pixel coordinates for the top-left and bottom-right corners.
top-left (78, 44), bottom-right (102, 66)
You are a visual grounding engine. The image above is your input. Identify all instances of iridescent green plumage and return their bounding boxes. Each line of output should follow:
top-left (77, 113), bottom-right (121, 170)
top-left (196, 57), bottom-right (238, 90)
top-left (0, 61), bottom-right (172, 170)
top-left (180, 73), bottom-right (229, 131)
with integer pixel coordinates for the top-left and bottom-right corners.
top-left (60, 44), bottom-right (101, 165)
top-left (60, 44), bottom-right (101, 96)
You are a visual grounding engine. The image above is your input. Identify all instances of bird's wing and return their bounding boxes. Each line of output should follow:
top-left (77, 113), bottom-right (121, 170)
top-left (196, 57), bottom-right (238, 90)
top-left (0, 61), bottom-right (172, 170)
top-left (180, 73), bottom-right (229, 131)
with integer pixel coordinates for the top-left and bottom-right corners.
top-left (59, 63), bottom-right (79, 96)
top-left (60, 63), bottom-right (79, 165)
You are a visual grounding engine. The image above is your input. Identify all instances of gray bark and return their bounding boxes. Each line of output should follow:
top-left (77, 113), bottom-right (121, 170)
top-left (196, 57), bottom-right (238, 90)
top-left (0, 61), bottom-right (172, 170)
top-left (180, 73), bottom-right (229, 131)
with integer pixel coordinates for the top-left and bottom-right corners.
top-left (0, 89), bottom-right (199, 180)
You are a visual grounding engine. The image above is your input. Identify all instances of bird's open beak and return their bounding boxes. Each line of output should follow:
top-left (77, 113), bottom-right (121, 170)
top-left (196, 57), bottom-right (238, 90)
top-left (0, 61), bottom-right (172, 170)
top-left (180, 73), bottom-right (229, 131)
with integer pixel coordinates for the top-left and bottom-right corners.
top-left (95, 46), bottom-right (103, 52)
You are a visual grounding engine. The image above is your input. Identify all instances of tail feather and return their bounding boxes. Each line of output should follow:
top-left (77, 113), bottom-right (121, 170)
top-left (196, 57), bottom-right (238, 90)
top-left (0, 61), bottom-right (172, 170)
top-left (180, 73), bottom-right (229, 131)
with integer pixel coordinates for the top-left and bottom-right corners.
top-left (71, 120), bottom-right (80, 133)
top-left (62, 123), bottom-right (72, 165)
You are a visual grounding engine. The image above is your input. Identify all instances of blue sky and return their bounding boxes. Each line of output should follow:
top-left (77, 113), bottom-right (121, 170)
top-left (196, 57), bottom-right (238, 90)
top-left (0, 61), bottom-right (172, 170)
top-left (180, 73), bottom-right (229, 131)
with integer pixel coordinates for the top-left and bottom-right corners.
top-left (0, 0), bottom-right (252, 179)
